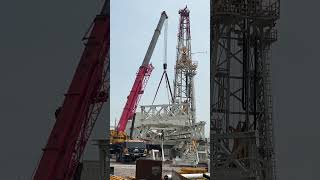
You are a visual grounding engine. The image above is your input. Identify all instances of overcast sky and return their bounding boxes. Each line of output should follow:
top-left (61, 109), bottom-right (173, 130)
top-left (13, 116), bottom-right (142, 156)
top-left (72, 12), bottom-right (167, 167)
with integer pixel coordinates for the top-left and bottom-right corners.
top-left (0, 0), bottom-right (320, 179)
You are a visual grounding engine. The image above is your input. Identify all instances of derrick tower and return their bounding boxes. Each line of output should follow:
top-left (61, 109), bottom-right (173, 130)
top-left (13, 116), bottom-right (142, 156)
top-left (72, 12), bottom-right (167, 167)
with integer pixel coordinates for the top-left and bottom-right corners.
top-left (173, 6), bottom-right (197, 124)
top-left (210, 0), bottom-right (280, 179)
top-left (132, 7), bottom-right (208, 166)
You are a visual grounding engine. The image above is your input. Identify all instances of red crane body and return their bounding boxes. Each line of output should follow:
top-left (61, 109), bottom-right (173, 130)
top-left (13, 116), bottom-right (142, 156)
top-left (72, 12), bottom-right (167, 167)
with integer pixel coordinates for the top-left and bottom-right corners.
top-left (116, 65), bottom-right (153, 132)
top-left (33, 2), bottom-right (109, 180)
top-left (116, 11), bottom-right (168, 132)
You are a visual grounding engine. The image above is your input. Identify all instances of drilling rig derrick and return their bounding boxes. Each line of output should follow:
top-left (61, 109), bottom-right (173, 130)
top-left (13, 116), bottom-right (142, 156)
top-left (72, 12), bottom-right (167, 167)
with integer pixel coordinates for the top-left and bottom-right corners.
top-left (210, 0), bottom-right (280, 179)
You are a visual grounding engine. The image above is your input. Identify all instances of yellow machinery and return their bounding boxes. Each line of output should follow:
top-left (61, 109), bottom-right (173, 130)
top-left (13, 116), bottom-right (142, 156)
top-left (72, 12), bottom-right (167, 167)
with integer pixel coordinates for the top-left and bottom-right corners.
top-left (110, 130), bottom-right (147, 162)
top-left (110, 175), bottom-right (126, 180)
top-left (179, 167), bottom-right (208, 174)
top-left (110, 176), bottom-right (135, 180)
top-left (110, 129), bottom-right (127, 144)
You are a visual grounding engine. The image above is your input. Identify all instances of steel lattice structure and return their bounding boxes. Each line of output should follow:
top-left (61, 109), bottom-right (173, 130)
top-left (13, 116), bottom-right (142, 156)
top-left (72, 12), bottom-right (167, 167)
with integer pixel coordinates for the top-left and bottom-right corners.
top-left (33, 1), bottom-right (109, 179)
top-left (210, 0), bottom-right (279, 179)
top-left (173, 6), bottom-right (198, 125)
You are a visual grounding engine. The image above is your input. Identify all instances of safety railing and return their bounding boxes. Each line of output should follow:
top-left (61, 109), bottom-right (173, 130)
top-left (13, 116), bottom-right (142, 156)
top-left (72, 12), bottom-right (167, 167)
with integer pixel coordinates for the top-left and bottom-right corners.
top-left (214, 0), bottom-right (280, 19)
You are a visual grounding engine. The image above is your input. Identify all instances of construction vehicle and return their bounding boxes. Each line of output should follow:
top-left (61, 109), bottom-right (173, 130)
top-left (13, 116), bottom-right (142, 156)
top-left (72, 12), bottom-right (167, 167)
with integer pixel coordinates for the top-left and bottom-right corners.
top-left (32, 1), bottom-right (109, 180)
top-left (110, 11), bottom-right (168, 159)
top-left (113, 139), bottom-right (147, 162)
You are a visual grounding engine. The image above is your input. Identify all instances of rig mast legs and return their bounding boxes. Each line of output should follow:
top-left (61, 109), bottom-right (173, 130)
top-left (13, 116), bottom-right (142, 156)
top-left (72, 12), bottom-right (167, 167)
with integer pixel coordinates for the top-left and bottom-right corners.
top-left (210, 0), bottom-right (280, 179)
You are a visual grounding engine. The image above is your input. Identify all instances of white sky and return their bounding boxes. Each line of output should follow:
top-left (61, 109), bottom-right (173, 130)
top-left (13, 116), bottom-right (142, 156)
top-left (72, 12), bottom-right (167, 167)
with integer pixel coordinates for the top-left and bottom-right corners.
top-left (110, 0), bottom-right (210, 137)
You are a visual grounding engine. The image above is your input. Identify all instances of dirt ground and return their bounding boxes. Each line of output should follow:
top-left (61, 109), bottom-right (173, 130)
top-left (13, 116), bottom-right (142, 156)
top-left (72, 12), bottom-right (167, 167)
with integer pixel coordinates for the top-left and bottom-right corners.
top-left (110, 159), bottom-right (182, 178)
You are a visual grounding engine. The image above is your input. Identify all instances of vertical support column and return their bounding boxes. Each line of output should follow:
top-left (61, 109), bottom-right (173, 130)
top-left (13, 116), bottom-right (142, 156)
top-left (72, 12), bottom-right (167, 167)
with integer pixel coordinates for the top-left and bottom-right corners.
top-left (99, 146), bottom-right (106, 180)
top-left (105, 0), bottom-right (110, 179)
top-left (94, 139), bottom-right (108, 180)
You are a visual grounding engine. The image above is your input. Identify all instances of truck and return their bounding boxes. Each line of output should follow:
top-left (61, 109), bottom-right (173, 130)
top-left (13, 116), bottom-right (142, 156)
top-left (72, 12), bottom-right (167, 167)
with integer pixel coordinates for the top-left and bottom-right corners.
top-left (111, 140), bottom-right (147, 162)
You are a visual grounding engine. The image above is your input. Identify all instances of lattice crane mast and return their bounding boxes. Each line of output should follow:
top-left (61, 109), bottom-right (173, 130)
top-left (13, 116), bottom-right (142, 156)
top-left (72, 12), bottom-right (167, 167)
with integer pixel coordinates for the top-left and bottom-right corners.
top-left (33, 1), bottom-right (109, 179)
top-left (111, 11), bottom-right (168, 143)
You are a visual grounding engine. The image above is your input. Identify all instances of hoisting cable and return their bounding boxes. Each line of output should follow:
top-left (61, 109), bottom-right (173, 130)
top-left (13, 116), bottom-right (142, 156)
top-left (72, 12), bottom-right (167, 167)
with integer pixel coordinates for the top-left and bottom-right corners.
top-left (151, 19), bottom-right (173, 105)
top-left (165, 70), bottom-right (174, 102)
top-left (166, 80), bottom-right (171, 104)
top-left (164, 18), bottom-right (168, 67)
top-left (152, 71), bottom-right (165, 105)
top-left (164, 19), bottom-right (174, 103)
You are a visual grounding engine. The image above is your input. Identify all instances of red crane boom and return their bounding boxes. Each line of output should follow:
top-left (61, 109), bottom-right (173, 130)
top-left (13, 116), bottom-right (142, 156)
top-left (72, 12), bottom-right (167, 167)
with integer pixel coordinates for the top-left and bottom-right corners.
top-left (33, 1), bottom-right (109, 179)
top-left (116, 11), bottom-right (168, 132)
